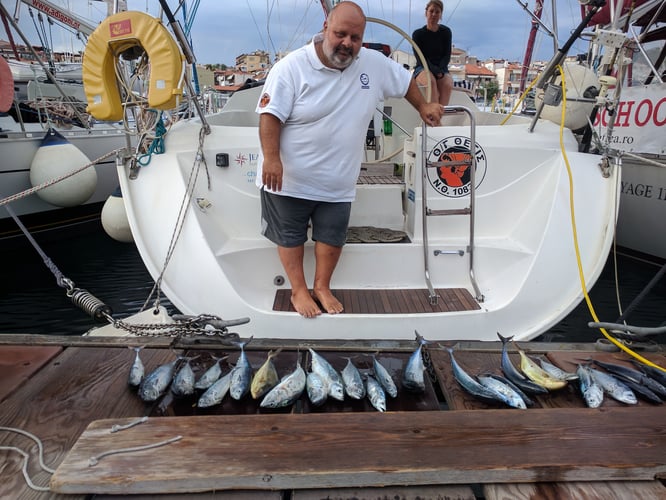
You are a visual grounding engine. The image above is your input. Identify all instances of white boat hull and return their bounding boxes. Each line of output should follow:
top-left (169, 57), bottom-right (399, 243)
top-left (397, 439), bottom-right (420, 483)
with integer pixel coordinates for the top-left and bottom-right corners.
top-left (118, 89), bottom-right (619, 342)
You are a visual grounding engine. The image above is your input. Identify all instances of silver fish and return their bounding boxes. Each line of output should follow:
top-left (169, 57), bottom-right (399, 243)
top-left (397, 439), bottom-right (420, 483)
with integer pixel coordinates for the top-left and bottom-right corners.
top-left (309, 349), bottom-right (344, 401)
top-left (341, 358), bottom-right (365, 400)
top-left (588, 367), bottom-right (637, 405)
top-left (194, 356), bottom-right (224, 390)
top-left (402, 331), bottom-right (428, 393)
top-left (536, 355), bottom-right (579, 381)
top-left (365, 375), bottom-right (386, 412)
top-left (306, 371), bottom-right (328, 406)
top-left (138, 358), bottom-right (178, 402)
top-left (576, 364), bottom-right (604, 408)
top-left (171, 357), bottom-right (196, 397)
top-left (372, 355), bottom-right (398, 398)
top-left (197, 370), bottom-right (233, 408)
top-left (497, 332), bottom-right (548, 395)
top-left (477, 374), bottom-right (527, 409)
top-left (260, 360), bottom-right (306, 408)
top-left (230, 339), bottom-right (253, 400)
top-left (447, 348), bottom-right (502, 404)
top-left (127, 346), bottom-right (144, 387)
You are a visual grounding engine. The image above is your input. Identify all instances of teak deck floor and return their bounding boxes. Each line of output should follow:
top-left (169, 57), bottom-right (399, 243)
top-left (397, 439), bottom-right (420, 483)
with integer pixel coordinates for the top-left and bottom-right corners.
top-left (273, 288), bottom-right (481, 314)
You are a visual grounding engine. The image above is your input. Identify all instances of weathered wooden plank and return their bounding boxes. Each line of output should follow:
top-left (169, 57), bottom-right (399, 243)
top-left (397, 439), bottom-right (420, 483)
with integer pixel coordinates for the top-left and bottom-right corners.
top-left (0, 346), bottom-right (175, 500)
top-left (484, 480), bottom-right (666, 500)
top-left (51, 407), bottom-right (666, 495)
top-left (0, 345), bottom-right (62, 402)
top-left (293, 484), bottom-right (477, 500)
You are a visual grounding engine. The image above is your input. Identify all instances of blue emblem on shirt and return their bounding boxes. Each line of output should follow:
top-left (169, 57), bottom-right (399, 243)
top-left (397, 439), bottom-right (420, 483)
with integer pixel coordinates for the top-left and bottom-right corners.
top-left (359, 73), bottom-right (370, 89)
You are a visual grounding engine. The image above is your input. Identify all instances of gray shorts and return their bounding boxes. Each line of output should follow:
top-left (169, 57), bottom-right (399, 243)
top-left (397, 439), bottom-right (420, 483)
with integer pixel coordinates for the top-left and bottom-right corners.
top-left (260, 189), bottom-right (351, 248)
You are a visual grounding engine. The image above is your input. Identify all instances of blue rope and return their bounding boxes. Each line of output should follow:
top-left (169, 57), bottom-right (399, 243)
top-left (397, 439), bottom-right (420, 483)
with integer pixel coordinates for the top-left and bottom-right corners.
top-left (137, 116), bottom-right (167, 166)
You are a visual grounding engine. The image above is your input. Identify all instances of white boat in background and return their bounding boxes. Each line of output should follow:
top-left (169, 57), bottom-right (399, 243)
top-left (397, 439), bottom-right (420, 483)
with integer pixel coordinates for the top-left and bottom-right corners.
top-left (91, 5), bottom-right (622, 342)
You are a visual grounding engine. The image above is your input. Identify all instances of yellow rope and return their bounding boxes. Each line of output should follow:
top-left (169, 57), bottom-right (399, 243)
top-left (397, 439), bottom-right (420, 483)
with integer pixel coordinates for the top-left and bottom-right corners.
top-left (555, 65), bottom-right (666, 373)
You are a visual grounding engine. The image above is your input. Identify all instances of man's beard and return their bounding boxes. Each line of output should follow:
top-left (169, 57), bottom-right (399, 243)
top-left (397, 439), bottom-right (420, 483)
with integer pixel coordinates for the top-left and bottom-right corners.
top-left (323, 39), bottom-right (354, 69)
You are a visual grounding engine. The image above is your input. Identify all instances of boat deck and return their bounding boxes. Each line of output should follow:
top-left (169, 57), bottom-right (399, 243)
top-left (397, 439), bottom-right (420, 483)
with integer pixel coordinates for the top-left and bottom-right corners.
top-left (1, 335), bottom-right (665, 499)
top-left (273, 288), bottom-right (481, 313)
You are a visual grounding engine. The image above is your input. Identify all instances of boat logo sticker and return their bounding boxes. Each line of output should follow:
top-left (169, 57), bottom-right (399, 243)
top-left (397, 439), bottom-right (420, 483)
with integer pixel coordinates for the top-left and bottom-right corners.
top-left (259, 93), bottom-right (270, 108)
top-left (426, 136), bottom-right (487, 198)
top-left (109, 19), bottom-right (133, 38)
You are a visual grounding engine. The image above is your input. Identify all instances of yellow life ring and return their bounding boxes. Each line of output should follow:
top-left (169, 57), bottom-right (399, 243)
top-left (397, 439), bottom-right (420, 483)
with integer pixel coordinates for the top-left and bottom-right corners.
top-left (83, 11), bottom-right (185, 121)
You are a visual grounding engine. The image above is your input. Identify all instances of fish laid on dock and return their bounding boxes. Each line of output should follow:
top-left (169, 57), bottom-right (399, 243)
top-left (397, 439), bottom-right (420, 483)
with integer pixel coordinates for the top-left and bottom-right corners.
top-left (251, 348), bottom-right (281, 399)
top-left (576, 364), bottom-right (604, 408)
top-left (260, 360), bottom-right (306, 408)
top-left (365, 374), bottom-right (386, 412)
top-left (171, 356), bottom-right (197, 397)
top-left (230, 339), bottom-right (253, 400)
top-left (497, 333), bottom-right (548, 395)
top-left (341, 357), bottom-right (365, 400)
top-left (372, 354), bottom-right (398, 398)
top-left (477, 374), bottom-right (527, 409)
top-left (306, 371), bottom-right (328, 406)
top-left (198, 370), bottom-right (233, 408)
top-left (447, 347), bottom-right (503, 405)
top-left (138, 358), bottom-right (178, 402)
top-left (127, 346), bottom-right (144, 387)
top-left (402, 331), bottom-right (428, 394)
top-left (194, 356), bottom-right (225, 390)
top-left (309, 348), bottom-right (344, 401)
top-left (515, 346), bottom-right (568, 390)
top-left (588, 366), bottom-right (637, 405)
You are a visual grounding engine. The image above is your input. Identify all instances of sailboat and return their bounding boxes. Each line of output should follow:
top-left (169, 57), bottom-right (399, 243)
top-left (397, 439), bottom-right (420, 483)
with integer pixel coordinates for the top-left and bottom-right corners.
top-left (93, 2), bottom-right (623, 341)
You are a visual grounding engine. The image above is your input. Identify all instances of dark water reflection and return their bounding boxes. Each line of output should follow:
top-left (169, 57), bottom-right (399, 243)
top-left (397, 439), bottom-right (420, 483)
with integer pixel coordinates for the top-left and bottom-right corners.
top-left (1, 227), bottom-right (664, 342)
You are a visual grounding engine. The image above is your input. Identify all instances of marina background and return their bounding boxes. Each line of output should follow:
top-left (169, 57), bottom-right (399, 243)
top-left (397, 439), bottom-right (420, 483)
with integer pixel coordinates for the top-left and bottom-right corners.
top-left (1, 223), bottom-right (664, 342)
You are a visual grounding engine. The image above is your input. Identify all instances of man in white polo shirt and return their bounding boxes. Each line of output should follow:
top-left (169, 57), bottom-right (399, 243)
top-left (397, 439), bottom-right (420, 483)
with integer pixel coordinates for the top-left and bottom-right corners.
top-left (256, 1), bottom-right (443, 318)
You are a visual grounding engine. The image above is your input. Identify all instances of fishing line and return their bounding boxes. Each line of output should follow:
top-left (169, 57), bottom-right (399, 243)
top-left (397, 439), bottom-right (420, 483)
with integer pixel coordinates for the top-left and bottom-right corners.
top-left (556, 64), bottom-right (666, 374)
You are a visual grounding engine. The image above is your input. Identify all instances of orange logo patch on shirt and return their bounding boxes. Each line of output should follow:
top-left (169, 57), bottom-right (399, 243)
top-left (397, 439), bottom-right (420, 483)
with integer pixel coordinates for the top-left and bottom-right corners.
top-left (259, 93), bottom-right (271, 108)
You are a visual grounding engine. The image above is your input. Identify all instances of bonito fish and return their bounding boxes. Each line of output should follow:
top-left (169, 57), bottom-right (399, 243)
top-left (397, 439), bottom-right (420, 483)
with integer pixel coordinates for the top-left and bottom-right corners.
top-left (477, 374), bottom-right (527, 409)
top-left (197, 370), bottom-right (233, 408)
top-left (516, 347), bottom-right (567, 390)
top-left (309, 349), bottom-right (344, 401)
top-left (365, 374), bottom-right (386, 412)
top-left (229, 338), bottom-right (253, 400)
top-left (588, 367), bottom-right (637, 405)
top-left (127, 346), bottom-right (144, 387)
top-left (194, 355), bottom-right (225, 390)
top-left (171, 356), bottom-right (197, 397)
top-left (536, 355), bottom-right (578, 381)
top-left (576, 364), bottom-right (604, 408)
top-left (497, 333), bottom-right (548, 395)
top-left (306, 371), bottom-right (328, 406)
top-left (341, 357), bottom-right (365, 400)
top-left (402, 331), bottom-right (428, 393)
top-left (372, 355), bottom-right (398, 398)
top-left (592, 359), bottom-right (666, 398)
top-left (138, 358), bottom-right (178, 402)
top-left (251, 348), bottom-right (282, 399)
top-left (260, 360), bottom-right (306, 408)
top-left (447, 347), bottom-right (503, 404)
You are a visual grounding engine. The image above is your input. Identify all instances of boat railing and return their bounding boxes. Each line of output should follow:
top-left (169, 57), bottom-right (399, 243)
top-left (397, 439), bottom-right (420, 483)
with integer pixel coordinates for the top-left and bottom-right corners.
top-left (420, 106), bottom-right (483, 305)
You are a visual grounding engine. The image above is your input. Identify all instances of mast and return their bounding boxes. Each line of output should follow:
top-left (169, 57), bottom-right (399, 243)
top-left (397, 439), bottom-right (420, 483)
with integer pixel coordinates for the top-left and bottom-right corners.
top-left (520, 0), bottom-right (544, 92)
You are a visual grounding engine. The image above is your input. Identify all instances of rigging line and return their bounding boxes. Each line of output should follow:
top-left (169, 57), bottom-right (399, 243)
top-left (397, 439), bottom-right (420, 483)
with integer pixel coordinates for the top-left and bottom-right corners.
top-left (266, 0), bottom-right (278, 59)
top-left (247, 0), bottom-right (268, 55)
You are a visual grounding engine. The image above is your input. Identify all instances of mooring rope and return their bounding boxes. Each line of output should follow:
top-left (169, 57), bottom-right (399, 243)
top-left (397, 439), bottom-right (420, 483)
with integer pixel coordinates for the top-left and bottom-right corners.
top-left (0, 426), bottom-right (56, 492)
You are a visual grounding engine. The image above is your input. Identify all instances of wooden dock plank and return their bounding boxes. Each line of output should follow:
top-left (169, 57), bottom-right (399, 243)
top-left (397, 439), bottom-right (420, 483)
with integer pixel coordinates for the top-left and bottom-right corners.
top-left (293, 485), bottom-right (477, 500)
top-left (0, 345), bottom-right (62, 402)
top-left (50, 407), bottom-right (666, 495)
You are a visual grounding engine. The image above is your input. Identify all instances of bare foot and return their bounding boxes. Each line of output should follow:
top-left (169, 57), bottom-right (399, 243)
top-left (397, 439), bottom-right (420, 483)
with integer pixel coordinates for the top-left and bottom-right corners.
top-left (313, 288), bottom-right (344, 314)
top-left (290, 289), bottom-right (322, 318)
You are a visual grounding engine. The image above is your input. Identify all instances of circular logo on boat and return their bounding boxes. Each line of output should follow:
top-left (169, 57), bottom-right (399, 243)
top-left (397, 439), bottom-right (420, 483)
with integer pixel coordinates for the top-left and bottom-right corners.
top-left (426, 136), bottom-right (487, 198)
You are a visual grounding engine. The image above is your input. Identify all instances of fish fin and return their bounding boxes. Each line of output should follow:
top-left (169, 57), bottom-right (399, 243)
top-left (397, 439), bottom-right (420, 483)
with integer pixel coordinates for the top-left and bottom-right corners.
top-left (497, 332), bottom-right (514, 343)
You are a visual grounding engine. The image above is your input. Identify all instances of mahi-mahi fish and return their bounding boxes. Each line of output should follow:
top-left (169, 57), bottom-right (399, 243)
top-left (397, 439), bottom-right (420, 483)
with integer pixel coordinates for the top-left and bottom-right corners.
top-left (402, 331), bottom-right (428, 393)
top-left (138, 357), bottom-right (178, 402)
top-left (251, 348), bottom-right (282, 399)
top-left (515, 347), bottom-right (567, 390)
top-left (127, 346), bottom-right (145, 387)
top-left (260, 359), bottom-right (306, 408)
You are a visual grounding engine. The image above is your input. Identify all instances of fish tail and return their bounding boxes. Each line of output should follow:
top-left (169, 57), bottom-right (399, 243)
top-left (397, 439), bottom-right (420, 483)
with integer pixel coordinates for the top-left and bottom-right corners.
top-left (497, 332), bottom-right (514, 343)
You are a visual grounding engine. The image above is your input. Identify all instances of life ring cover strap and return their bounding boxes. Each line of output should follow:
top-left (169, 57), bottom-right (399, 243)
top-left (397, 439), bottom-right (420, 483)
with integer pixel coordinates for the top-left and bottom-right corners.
top-left (83, 11), bottom-right (185, 121)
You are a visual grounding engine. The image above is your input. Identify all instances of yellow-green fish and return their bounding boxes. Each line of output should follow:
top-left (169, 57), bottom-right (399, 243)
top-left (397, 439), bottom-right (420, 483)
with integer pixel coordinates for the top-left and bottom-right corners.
top-left (517, 347), bottom-right (567, 390)
top-left (250, 348), bottom-right (282, 399)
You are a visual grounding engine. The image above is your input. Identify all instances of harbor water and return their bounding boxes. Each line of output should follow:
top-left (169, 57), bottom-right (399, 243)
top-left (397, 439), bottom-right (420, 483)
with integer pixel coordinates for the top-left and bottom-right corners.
top-left (0, 224), bottom-right (664, 342)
